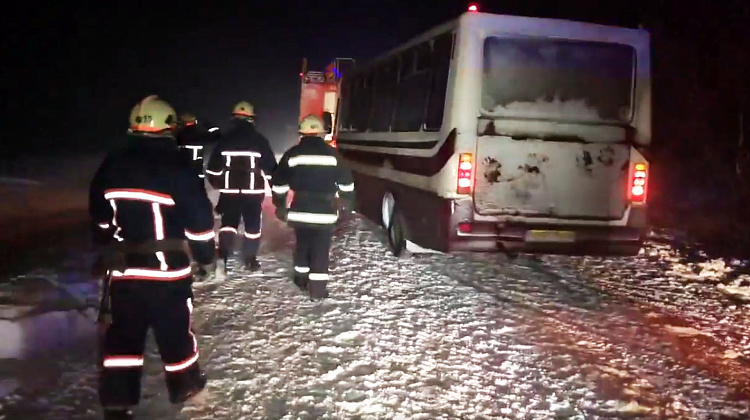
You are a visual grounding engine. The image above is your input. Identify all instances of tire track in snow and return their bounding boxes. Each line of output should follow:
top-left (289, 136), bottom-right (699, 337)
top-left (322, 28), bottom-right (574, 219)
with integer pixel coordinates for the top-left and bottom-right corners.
top-left (187, 217), bottom-right (609, 418)
top-left (537, 247), bottom-right (750, 400)
top-left (407, 240), bottom-right (750, 417)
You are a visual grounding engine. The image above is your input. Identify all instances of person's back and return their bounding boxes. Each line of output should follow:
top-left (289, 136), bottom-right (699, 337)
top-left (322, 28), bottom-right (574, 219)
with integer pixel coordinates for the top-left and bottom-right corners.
top-left (276, 135), bottom-right (349, 223)
top-left (271, 115), bottom-right (355, 299)
top-left (205, 101), bottom-right (277, 275)
top-left (91, 137), bottom-right (215, 262)
top-left (89, 95), bottom-right (215, 420)
top-left (207, 118), bottom-right (276, 193)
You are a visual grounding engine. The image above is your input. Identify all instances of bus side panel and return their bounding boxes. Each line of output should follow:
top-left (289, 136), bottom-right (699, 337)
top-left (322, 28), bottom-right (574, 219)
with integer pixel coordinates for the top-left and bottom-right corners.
top-left (351, 171), bottom-right (452, 252)
top-left (350, 171), bottom-right (386, 226)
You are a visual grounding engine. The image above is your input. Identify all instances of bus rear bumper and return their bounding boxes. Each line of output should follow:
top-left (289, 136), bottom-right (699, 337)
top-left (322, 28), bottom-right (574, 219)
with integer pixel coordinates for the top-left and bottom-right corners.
top-left (450, 207), bottom-right (648, 256)
top-left (451, 225), bottom-right (645, 256)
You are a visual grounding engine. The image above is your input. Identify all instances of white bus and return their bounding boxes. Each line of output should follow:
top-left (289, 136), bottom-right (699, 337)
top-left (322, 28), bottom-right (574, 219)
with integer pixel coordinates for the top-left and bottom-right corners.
top-left (334, 11), bottom-right (651, 257)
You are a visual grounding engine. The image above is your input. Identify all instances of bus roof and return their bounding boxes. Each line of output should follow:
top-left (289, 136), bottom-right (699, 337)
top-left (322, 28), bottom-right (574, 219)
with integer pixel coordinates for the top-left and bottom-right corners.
top-left (350, 11), bottom-right (650, 75)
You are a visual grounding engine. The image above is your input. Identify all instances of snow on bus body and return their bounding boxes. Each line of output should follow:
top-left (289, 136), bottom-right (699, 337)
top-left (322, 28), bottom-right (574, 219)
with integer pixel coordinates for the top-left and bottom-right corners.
top-left (334, 11), bottom-right (651, 257)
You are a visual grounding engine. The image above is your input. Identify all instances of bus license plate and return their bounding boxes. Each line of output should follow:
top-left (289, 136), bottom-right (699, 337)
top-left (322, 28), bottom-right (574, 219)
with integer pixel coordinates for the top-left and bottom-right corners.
top-left (525, 230), bottom-right (576, 243)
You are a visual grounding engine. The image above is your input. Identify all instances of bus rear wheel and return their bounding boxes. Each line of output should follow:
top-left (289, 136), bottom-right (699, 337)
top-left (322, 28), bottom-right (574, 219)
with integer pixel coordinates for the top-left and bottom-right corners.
top-left (382, 192), bottom-right (406, 257)
top-left (387, 204), bottom-right (406, 257)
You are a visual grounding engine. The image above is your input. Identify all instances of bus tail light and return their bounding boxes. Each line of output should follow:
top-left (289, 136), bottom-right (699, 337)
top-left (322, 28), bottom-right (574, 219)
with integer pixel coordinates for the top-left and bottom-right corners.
top-left (629, 162), bottom-right (648, 204)
top-left (457, 153), bottom-right (473, 195)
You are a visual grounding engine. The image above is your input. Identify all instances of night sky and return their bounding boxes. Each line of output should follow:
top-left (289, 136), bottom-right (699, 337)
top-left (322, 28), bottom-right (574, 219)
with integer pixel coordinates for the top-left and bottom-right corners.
top-left (2, 1), bottom-right (747, 158)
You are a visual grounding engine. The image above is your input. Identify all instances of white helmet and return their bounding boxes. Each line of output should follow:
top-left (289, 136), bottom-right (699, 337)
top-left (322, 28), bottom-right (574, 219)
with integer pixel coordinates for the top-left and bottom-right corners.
top-left (232, 101), bottom-right (255, 119)
top-left (299, 115), bottom-right (325, 135)
top-left (128, 95), bottom-right (177, 136)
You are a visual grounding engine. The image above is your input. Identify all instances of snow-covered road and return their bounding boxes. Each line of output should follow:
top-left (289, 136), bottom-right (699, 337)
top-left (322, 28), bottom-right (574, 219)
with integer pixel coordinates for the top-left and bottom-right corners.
top-left (1, 200), bottom-right (749, 419)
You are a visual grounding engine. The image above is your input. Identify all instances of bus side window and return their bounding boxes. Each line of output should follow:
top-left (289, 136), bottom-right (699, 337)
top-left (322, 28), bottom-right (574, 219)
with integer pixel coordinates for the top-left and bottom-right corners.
top-left (362, 71), bottom-right (375, 131)
top-left (351, 74), bottom-right (371, 132)
top-left (370, 59), bottom-right (398, 132)
top-left (338, 78), bottom-right (352, 132)
top-left (424, 32), bottom-right (454, 132)
top-left (393, 45), bottom-right (431, 132)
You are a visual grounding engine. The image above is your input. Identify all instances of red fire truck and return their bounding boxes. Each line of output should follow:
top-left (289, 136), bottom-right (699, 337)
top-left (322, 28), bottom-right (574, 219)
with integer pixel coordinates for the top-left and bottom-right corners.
top-left (299, 58), bottom-right (355, 147)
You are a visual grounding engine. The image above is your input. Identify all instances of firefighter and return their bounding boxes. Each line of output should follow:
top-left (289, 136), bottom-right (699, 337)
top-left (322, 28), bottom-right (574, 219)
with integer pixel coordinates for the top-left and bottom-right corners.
top-left (206, 101), bottom-right (277, 277)
top-left (271, 115), bottom-right (355, 299)
top-left (89, 95), bottom-right (216, 420)
top-left (175, 112), bottom-right (207, 181)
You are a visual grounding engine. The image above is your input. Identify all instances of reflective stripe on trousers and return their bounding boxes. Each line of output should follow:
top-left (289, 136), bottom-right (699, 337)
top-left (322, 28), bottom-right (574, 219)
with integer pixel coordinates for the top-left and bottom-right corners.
top-left (99, 283), bottom-right (200, 407)
top-left (217, 194), bottom-right (264, 259)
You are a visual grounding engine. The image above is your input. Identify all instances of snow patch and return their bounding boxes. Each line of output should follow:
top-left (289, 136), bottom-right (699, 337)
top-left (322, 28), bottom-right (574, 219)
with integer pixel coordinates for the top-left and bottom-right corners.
top-left (405, 240), bottom-right (443, 254)
top-left (0, 320), bottom-right (23, 359)
top-left (486, 95), bottom-right (601, 120)
top-left (617, 400), bottom-right (651, 414)
top-left (664, 325), bottom-right (713, 338)
top-left (317, 346), bottom-right (346, 355)
top-left (667, 258), bottom-right (733, 281)
top-left (717, 276), bottom-right (750, 302)
top-left (334, 330), bottom-right (363, 344)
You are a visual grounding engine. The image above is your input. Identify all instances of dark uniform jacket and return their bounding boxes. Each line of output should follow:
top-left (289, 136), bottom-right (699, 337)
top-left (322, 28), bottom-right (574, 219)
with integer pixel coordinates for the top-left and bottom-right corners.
top-left (176, 124), bottom-right (208, 178)
top-left (271, 135), bottom-right (355, 228)
top-left (205, 120), bottom-right (277, 195)
top-left (89, 136), bottom-right (216, 282)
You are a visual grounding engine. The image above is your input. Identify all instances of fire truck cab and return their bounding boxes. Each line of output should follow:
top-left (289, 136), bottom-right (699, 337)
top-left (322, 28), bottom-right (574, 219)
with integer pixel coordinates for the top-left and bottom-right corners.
top-left (299, 58), bottom-right (355, 147)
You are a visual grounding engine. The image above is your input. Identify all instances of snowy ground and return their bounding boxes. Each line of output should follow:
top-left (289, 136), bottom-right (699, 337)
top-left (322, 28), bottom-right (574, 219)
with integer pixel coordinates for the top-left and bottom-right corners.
top-left (1, 198), bottom-right (750, 419)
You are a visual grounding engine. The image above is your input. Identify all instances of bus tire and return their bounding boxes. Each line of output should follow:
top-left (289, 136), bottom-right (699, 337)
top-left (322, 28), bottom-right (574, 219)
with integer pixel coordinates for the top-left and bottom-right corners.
top-left (381, 192), bottom-right (395, 229)
top-left (387, 203), bottom-right (407, 257)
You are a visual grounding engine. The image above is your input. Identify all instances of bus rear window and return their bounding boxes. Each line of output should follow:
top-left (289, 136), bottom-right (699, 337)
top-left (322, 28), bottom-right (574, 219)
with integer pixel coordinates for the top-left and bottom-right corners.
top-left (481, 37), bottom-right (635, 123)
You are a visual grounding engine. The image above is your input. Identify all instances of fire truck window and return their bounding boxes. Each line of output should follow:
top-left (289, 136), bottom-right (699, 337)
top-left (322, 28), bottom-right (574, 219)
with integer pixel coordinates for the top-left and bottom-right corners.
top-left (424, 32), bottom-right (454, 131)
top-left (370, 59), bottom-right (398, 132)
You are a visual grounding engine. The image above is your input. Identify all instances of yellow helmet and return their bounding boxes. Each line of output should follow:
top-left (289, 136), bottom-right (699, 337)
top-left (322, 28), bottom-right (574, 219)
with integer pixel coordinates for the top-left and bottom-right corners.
top-left (180, 113), bottom-right (197, 125)
top-left (128, 95), bottom-right (177, 135)
top-left (299, 115), bottom-right (325, 135)
top-left (232, 101), bottom-right (255, 119)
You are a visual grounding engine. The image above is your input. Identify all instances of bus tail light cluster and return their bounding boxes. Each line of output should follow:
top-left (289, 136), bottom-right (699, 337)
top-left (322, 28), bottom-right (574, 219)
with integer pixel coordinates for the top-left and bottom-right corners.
top-left (457, 153), bottom-right (473, 195)
top-left (629, 162), bottom-right (648, 204)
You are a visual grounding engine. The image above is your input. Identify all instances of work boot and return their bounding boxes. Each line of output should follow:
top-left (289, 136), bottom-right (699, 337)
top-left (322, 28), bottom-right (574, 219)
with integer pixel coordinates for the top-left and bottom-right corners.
top-left (293, 274), bottom-right (308, 292)
top-left (214, 259), bottom-right (227, 281)
top-left (168, 369), bottom-right (208, 404)
top-left (244, 256), bottom-right (261, 272)
top-left (307, 281), bottom-right (329, 300)
top-left (103, 408), bottom-right (134, 420)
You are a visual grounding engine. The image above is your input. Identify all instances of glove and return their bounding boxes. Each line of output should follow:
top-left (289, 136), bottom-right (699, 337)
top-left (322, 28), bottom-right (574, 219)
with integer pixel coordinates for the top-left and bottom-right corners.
top-left (275, 207), bottom-right (288, 222)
